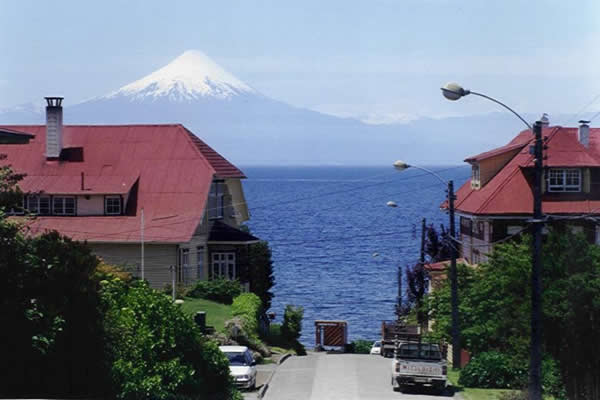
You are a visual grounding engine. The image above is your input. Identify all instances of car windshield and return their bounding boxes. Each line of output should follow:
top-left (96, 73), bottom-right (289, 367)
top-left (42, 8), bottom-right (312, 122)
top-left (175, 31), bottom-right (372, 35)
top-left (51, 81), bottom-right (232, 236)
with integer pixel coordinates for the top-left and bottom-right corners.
top-left (396, 343), bottom-right (442, 360)
top-left (373, 341), bottom-right (381, 347)
top-left (224, 352), bottom-right (248, 366)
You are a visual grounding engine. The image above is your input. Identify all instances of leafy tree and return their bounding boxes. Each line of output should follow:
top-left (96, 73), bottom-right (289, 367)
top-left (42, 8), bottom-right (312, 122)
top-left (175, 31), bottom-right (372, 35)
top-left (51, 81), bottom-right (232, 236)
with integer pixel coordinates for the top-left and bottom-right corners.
top-left (0, 154), bottom-right (25, 210)
top-left (246, 240), bottom-right (275, 312)
top-left (425, 223), bottom-right (452, 262)
top-left (427, 229), bottom-right (600, 399)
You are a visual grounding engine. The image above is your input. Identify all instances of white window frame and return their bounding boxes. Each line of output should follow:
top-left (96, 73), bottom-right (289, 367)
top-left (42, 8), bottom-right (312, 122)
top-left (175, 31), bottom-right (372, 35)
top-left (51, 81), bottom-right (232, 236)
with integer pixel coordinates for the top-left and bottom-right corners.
top-left (471, 164), bottom-right (481, 189)
top-left (104, 195), bottom-right (122, 215)
top-left (208, 181), bottom-right (225, 219)
top-left (196, 246), bottom-right (204, 280)
top-left (547, 168), bottom-right (581, 192)
top-left (211, 252), bottom-right (236, 280)
top-left (52, 196), bottom-right (76, 215)
top-left (25, 195), bottom-right (50, 215)
top-left (178, 248), bottom-right (190, 284)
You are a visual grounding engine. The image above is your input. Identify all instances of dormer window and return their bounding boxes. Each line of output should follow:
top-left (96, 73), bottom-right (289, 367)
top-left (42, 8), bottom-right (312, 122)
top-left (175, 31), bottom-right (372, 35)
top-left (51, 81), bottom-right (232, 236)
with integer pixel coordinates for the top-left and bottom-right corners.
top-left (547, 168), bottom-right (581, 192)
top-left (471, 164), bottom-right (481, 189)
top-left (26, 195), bottom-right (51, 215)
top-left (208, 181), bottom-right (225, 219)
top-left (105, 195), bottom-right (122, 215)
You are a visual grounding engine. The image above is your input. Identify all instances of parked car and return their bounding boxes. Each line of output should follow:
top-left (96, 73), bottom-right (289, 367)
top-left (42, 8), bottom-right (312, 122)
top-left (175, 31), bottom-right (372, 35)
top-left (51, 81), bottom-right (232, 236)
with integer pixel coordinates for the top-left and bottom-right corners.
top-left (219, 345), bottom-right (257, 390)
top-left (370, 340), bottom-right (382, 355)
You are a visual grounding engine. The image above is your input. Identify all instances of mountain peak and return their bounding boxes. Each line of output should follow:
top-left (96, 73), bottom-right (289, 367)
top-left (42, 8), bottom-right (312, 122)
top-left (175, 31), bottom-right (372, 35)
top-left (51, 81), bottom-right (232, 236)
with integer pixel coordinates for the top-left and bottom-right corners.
top-left (106, 50), bottom-right (255, 102)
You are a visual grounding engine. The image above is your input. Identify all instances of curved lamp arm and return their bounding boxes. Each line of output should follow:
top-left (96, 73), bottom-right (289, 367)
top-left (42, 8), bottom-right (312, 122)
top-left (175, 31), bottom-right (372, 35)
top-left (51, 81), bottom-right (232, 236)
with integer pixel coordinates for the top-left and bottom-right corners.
top-left (393, 160), bottom-right (447, 186)
top-left (470, 91), bottom-right (533, 131)
top-left (441, 83), bottom-right (532, 131)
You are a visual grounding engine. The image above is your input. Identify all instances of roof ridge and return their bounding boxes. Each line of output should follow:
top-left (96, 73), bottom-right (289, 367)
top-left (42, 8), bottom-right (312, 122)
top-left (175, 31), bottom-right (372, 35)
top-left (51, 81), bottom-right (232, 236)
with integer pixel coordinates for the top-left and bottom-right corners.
top-left (178, 125), bottom-right (217, 175)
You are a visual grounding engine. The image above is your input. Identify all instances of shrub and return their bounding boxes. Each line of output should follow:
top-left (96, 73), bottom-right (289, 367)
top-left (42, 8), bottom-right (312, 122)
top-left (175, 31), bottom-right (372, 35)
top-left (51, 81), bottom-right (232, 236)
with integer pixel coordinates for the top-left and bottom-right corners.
top-left (100, 278), bottom-right (236, 400)
top-left (281, 305), bottom-right (306, 355)
top-left (542, 357), bottom-right (567, 400)
top-left (187, 279), bottom-right (242, 304)
top-left (350, 339), bottom-right (374, 354)
top-left (459, 351), bottom-right (527, 389)
top-left (232, 293), bottom-right (262, 338)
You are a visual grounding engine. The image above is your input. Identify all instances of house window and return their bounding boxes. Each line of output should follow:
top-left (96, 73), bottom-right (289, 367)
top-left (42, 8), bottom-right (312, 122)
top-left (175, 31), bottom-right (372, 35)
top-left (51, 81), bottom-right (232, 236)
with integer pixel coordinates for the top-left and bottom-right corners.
top-left (211, 252), bottom-right (236, 280)
top-left (208, 181), bottom-right (225, 219)
top-left (547, 168), bottom-right (581, 192)
top-left (471, 165), bottom-right (481, 188)
top-left (196, 246), bottom-right (204, 280)
top-left (178, 248), bottom-right (190, 284)
top-left (460, 217), bottom-right (472, 236)
top-left (105, 196), bottom-right (122, 215)
top-left (26, 195), bottom-right (51, 215)
top-left (52, 196), bottom-right (76, 215)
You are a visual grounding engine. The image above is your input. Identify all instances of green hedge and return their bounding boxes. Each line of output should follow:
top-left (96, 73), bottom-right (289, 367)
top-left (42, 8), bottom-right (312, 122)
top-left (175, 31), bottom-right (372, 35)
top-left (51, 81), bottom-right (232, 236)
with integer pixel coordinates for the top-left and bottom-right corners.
top-left (187, 279), bottom-right (242, 304)
top-left (459, 351), bottom-right (527, 389)
top-left (232, 293), bottom-right (262, 338)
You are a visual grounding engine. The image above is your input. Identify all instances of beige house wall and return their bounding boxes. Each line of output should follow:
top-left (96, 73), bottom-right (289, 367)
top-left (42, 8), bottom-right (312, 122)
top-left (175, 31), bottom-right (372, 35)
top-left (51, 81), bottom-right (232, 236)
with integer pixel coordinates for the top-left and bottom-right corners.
top-left (77, 195), bottom-right (105, 216)
top-left (91, 242), bottom-right (177, 289)
top-left (476, 148), bottom-right (521, 188)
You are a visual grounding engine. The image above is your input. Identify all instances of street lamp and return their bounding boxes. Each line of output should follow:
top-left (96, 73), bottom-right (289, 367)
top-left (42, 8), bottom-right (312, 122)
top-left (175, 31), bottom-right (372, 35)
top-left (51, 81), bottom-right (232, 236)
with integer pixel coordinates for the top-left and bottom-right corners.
top-left (392, 160), bottom-right (460, 369)
top-left (441, 82), bottom-right (543, 400)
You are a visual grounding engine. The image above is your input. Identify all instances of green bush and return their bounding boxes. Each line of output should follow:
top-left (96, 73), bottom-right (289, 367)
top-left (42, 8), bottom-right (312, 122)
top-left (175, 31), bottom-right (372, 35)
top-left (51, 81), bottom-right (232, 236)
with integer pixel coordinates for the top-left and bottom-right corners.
top-left (187, 279), bottom-right (242, 304)
top-left (232, 293), bottom-right (262, 338)
top-left (542, 357), bottom-right (567, 400)
top-left (350, 339), bottom-right (374, 354)
top-left (281, 305), bottom-right (306, 355)
top-left (100, 278), bottom-right (236, 400)
top-left (459, 352), bottom-right (527, 389)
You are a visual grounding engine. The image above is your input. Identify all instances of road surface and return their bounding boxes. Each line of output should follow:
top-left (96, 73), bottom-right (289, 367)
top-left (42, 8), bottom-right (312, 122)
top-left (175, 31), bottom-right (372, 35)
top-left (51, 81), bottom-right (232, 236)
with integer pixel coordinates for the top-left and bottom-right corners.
top-left (262, 352), bottom-right (456, 400)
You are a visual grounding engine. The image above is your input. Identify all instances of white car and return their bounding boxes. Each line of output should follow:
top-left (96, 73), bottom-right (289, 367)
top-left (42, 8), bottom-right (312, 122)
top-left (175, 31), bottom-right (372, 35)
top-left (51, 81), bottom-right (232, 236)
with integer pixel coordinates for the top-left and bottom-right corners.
top-left (219, 345), bottom-right (257, 390)
top-left (370, 340), bottom-right (382, 355)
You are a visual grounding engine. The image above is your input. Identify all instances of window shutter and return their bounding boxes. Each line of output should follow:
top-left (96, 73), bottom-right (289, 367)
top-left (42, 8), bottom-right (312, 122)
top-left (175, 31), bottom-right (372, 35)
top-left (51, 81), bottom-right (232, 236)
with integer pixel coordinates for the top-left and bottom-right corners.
top-left (584, 168), bottom-right (591, 193)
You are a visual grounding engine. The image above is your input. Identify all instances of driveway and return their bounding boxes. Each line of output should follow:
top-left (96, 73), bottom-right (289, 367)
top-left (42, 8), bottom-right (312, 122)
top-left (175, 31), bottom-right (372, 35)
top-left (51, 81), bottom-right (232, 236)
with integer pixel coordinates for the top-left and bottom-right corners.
top-left (262, 353), bottom-right (456, 400)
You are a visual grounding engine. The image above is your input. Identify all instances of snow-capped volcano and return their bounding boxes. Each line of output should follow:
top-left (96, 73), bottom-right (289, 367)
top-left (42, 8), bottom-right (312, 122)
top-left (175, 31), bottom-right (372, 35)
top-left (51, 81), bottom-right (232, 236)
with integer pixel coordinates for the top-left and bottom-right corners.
top-left (106, 50), bottom-right (255, 102)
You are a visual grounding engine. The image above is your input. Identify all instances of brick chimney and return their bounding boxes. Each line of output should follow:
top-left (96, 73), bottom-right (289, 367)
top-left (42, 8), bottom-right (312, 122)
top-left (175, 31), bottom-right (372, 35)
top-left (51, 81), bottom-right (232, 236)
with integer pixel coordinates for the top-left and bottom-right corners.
top-left (578, 120), bottom-right (590, 148)
top-left (45, 97), bottom-right (63, 159)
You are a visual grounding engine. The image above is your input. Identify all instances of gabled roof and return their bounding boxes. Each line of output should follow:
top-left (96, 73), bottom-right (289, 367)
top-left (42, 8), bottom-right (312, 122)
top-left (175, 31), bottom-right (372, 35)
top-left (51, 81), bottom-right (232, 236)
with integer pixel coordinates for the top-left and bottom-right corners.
top-left (208, 220), bottom-right (260, 244)
top-left (456, 126), bottom-right (600, 215)
top-left (0, 124), bottom-right (245, 243)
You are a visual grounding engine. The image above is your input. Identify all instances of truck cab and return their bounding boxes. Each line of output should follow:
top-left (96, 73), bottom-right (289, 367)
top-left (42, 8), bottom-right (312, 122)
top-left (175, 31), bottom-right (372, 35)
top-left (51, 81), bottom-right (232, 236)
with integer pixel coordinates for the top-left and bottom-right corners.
top-left (391, 342), bottom-right (447, 394)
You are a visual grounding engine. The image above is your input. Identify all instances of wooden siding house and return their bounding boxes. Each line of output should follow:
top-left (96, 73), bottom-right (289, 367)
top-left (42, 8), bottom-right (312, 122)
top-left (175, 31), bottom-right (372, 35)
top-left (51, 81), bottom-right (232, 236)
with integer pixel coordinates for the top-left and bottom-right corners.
top-left (454, 119), bottom-right (600, 263)
top-left (0, 97), bottom-right (259, 288)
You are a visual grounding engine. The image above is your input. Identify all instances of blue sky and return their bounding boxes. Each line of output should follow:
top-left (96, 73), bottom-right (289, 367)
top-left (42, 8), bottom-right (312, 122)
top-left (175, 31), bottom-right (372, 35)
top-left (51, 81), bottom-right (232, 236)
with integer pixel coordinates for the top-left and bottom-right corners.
top-left (2, 0), bottom-right (599, 123)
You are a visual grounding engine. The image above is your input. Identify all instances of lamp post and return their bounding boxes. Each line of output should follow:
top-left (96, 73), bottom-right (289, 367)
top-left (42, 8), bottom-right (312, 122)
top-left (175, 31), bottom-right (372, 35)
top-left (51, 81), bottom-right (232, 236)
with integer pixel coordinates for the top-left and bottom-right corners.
top-left (392, 161), bottom-right (460, 369)
top-left (441, 82), bottom-right (543, 400)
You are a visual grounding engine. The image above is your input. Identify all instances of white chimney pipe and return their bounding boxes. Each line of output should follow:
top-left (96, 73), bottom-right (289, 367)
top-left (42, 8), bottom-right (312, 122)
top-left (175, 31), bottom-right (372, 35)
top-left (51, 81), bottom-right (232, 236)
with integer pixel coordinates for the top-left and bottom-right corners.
top-left (578, 120), bottom-right (590, 148)
top-left (45, 97), bottom-right (64, 159)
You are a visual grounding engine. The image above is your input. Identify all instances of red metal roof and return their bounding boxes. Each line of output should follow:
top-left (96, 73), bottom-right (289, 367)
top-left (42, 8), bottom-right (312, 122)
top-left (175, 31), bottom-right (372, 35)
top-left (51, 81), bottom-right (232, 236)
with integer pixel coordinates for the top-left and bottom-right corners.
top-left (424, 258), bottom-right (468, 272)
top-left (464, 142), bottom-right (527, 163)
top-left (0, 124), bottom-right (245, 243)
top-left (456, 126), bottom-right (600, 215)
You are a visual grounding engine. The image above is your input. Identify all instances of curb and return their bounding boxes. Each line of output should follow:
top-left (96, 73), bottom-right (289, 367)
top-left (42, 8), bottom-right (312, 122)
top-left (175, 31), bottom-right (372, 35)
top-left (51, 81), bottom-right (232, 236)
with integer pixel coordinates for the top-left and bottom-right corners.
top-left (258, 353), bottom-right (293, 399)
top-left (278, 353), bottom-right (292, 365)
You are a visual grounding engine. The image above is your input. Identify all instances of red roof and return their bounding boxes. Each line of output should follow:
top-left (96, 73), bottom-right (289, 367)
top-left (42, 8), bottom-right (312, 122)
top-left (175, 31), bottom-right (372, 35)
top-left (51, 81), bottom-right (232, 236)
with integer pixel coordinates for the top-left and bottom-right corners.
top-left (0, 124), bottom-right (245, 243)
top-left (456, 126), bottom-right (600, 215)
top-left (424, 258), bottom-right (467, 272)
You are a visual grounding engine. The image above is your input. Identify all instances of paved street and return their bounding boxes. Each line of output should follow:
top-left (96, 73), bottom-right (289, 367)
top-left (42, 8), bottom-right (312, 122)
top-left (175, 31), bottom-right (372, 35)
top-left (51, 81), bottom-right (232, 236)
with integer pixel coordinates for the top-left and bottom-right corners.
top-left (262, 353), bottom-right (456, 400)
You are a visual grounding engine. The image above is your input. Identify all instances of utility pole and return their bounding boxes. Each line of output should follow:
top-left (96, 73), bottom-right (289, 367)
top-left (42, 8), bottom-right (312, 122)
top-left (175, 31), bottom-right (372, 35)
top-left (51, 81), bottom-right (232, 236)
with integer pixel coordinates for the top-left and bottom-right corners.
top-left (170, 265), bottom-right (176, 302)
top-left (448, 180), bottom-right (460, 369)
top-left (141, 208), bottom-right (145, 281)
top-left (529, 120), bottom-right (544, 400)
top-left (420, 218), bottom-right (426, 265)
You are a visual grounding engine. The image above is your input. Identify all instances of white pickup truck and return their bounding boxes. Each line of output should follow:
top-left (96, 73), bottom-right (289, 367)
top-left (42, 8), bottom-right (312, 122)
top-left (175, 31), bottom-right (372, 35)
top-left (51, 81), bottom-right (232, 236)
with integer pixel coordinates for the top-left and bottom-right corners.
top-left (390, 342), bottom-right (447, 394)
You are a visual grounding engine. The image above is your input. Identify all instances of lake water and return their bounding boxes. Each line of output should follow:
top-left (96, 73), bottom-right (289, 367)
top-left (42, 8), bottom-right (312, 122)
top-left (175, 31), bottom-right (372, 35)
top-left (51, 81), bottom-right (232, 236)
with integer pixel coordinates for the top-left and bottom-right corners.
top-left (242, 165), bottom-right (470, 346)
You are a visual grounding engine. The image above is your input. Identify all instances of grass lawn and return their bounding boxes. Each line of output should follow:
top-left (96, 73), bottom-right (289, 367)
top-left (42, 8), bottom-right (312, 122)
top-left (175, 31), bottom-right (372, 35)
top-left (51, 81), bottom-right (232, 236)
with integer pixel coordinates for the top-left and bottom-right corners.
top-left (179, 297), bottom-right (232, 332)
top-left (447, 369), bottom-right (518, 400)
